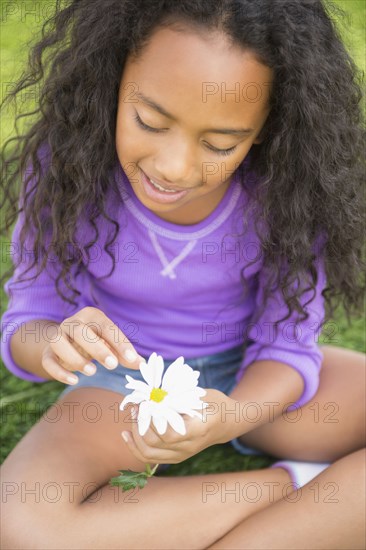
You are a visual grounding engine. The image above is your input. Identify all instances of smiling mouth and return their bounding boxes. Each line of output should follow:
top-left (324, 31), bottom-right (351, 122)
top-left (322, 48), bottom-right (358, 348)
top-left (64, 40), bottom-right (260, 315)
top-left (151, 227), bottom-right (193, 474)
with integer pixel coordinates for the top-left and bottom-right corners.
top-left (142, 170), bottom-right (199, 192)
top-left (139, 170), bottom-right (191, 204)
top-left (148, 177), bottom-right (182, 193)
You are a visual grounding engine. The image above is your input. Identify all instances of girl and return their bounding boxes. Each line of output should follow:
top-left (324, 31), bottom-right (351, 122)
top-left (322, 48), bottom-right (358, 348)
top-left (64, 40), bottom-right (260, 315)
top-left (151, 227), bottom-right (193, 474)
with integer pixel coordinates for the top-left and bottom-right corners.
top-left (1, 0), bottom-right (365, 548)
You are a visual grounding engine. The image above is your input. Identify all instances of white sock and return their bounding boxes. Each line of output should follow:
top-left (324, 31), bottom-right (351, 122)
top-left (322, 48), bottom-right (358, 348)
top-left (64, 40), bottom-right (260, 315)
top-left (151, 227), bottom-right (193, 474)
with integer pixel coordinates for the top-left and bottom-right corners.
top-left (270, 459), bottom-right (331, 490)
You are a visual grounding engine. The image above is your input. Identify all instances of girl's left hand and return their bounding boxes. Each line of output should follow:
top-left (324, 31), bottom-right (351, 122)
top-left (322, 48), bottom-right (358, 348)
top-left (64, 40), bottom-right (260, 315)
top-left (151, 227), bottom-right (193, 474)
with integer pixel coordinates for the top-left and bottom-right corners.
top-left (121, 389), bottom-right (237, 464)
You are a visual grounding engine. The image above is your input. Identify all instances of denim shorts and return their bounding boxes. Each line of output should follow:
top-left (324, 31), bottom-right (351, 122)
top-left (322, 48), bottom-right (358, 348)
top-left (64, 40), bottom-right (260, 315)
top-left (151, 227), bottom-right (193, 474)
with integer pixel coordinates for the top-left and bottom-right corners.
top-left (58, 342), bottom-right (266, 458)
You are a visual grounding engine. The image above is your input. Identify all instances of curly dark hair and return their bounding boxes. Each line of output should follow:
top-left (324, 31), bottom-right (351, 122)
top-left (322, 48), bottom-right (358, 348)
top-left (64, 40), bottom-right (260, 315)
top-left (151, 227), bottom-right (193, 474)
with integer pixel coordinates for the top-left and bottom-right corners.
top-left (1, 0), bottom-right (365, 343)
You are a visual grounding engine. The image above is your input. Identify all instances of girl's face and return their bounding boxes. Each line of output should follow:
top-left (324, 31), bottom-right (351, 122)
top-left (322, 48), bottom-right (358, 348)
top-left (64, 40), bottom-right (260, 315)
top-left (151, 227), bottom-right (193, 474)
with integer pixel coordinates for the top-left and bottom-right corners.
top-left (116, 25), bottom-right (273, 224)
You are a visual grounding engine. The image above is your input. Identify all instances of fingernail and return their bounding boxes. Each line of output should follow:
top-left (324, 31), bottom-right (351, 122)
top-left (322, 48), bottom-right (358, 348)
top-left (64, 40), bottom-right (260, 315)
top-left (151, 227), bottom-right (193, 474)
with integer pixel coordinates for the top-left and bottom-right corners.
top-left (121, 431), bottom-right (129, 442)
top-left (131, 407), bottom-right (137, 419)
top-left (123, 349), bottom-right (138, 363)
top-left (67, 375), bottom-right (78, 384)
top-left (105, 355), bottom-right (118, 369)
top-left (84, 363), bottom-right (96, 375)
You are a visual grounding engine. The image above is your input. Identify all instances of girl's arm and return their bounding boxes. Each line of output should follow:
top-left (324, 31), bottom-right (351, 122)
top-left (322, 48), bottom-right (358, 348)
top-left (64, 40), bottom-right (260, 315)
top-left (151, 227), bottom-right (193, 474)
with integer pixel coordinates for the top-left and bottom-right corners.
top-left (1, 144), bottom-right (95, 382)
top-left (232, 237), bottom-right (328, 427)
top-left (9, 319), bottom-right (60, 380)
top-left (121, 366), bottom-right (303, 465)
top-left (225, 359), bottom-right (304, 441)
top-left (1, 204), bottom-right (91, 382)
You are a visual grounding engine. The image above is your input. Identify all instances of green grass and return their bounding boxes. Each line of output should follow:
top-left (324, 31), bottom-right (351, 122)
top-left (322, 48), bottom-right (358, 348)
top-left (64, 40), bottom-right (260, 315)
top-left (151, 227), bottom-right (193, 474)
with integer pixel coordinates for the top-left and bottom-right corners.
top-left (1, 0), bottom-right (365, 475)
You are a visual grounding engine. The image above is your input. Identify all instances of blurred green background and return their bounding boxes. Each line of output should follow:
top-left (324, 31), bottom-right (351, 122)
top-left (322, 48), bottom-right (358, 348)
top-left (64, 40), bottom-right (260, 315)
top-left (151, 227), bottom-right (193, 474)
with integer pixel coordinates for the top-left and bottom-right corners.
top-left (0, 0), bottom-right (365, 474)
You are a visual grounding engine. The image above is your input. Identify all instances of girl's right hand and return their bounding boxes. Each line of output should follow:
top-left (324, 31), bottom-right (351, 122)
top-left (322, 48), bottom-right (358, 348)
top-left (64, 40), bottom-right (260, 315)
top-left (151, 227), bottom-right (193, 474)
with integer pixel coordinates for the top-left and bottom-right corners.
top-left (41, 307), bottom-right (146, 385)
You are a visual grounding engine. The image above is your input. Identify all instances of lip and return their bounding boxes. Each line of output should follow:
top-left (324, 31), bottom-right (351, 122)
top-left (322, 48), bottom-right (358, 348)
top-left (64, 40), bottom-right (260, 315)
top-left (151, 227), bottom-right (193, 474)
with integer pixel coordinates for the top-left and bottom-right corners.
top-left (140, 170), bottom-right (190, 204)
top-left (145, 173), bottom-right (185, 192)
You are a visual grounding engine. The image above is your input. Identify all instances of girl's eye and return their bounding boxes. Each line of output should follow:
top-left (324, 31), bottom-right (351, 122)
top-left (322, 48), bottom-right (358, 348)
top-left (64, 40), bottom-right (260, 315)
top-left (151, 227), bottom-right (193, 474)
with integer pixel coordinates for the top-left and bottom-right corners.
top-left (204, 143), bottom-right (238, 157)
top-left (133, 113), bottom-right (165, 134)
top-left (133, 112), bottom-right (238, 156)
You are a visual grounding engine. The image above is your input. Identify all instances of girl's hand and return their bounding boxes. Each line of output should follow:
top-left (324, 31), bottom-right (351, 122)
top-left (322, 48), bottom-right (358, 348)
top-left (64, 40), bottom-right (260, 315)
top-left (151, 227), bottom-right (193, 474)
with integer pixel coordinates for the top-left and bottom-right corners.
top-left (41, 306), bottom-right (146, 385)
top-left (122, 389), bottom-right (236, 464)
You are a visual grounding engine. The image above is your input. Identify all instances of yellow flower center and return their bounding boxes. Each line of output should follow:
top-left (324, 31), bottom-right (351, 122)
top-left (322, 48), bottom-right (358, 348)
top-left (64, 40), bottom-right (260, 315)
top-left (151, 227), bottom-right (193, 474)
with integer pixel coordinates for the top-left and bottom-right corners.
top-left (150, 387), bottom-right (168, 403)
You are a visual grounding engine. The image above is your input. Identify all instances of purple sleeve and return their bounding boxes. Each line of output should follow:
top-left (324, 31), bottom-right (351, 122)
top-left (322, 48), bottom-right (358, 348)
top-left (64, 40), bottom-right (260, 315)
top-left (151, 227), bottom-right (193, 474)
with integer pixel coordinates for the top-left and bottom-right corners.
top-left (0, 210), bottom-right (90, 382)
top-left (1, 146), bottom-right (90, 382)
top-left (235, 238), bottom-right (327, 411)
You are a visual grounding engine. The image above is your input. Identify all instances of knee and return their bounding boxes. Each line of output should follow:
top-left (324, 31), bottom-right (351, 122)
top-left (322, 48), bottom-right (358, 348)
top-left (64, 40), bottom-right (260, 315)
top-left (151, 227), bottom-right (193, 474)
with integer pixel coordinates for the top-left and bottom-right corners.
top-left (350, 448), bottom-right (366, 479)
top-left (1, 497), bottom-right (29, 549)
top-left (0, 466), bottom-right (51, 549)
top-left (1, 488), bottom-right (37, 549)
top-left (331, 448), bottom-right (366, 492)
top-left (1, 494), bottom-right (56, 550)
top-left (1, 517), bottom-right (22, 549)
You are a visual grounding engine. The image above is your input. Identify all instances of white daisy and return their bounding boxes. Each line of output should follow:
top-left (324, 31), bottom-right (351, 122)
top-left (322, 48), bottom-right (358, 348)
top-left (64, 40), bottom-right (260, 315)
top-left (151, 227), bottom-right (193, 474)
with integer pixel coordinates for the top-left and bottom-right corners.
top-left (119, 352), bottom-right (208, 436)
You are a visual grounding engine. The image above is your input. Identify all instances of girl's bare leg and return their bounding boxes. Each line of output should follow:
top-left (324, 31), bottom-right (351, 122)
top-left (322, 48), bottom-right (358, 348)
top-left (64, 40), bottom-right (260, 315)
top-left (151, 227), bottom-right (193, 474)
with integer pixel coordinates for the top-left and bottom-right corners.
top-left (2, 342), bottom-right (364, 549)
top-left (208, 447), bottom-right (366, 550)
top-left (0, 387), bottom-right (292, 550)
top-left (76, 466), bottom-right (292, 550)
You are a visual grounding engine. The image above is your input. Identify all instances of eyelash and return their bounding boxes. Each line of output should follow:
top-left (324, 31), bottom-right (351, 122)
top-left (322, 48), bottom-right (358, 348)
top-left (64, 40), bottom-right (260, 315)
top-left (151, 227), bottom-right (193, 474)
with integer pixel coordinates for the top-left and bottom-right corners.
top-left (133, 113), bottom-right (237, 157)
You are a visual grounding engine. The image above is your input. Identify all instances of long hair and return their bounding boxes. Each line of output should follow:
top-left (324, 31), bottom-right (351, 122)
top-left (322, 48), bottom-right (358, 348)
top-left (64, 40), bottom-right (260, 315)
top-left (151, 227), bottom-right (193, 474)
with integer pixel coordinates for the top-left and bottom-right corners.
top-left (1, 0), bottom-right (365, 340)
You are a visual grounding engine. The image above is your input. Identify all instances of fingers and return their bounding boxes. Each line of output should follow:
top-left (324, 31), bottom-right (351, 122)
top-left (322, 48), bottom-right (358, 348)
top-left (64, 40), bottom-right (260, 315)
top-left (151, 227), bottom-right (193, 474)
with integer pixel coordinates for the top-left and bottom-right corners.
top-left (121, 431), bottom-right (150, 464)
top-left (65, 307), bottom-right (146, 370)
top-left (93, 307), bottom-right (147, 369)
top-left (47, 330), bottom-right (93, 375)
top-left (58, 316), bottom-right (121, 372)
top-left (128, 407), bottom-right (179, 462)
top-left (122, 429), bottom-right (176, 464)
top-left (42, 345), bottom-right (82, 385)
top-left (43, 307), bottom-right (146, 385)
top-left (121, 406), bottom-right (201, 464)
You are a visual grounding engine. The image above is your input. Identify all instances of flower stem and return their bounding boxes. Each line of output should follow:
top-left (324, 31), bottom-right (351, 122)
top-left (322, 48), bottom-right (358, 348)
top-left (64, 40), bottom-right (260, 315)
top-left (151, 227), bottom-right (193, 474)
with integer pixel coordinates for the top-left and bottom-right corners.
top-left (145, 463), bottom-right (160, 476)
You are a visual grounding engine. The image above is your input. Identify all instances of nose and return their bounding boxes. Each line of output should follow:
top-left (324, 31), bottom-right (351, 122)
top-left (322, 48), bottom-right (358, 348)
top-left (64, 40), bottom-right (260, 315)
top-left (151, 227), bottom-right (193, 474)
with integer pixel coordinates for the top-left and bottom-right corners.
top-left (154, 135), bottom-right (196, 184)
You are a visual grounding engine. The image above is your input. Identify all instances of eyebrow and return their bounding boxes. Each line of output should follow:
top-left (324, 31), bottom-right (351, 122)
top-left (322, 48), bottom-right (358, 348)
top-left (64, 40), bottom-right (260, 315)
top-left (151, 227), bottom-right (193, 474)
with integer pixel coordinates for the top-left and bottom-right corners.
top-left (135, 92), bottom-right (255, 136)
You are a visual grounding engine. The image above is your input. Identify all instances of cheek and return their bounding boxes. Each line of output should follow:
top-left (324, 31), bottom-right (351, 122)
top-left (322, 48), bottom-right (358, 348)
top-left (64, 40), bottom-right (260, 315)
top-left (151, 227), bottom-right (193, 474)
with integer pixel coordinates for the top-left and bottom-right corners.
top-left (116, 116), bottom-right (144, 164)
top-left (216, 148), bottom-right (251, 180)
top-left (205, 157), bottom-right (243, 186)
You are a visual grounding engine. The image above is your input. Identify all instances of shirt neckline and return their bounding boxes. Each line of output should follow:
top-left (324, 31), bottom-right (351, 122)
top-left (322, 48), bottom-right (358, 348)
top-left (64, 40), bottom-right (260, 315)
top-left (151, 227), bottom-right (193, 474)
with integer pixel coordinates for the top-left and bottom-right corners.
top-left (116, 163), bottom-right (245, 240)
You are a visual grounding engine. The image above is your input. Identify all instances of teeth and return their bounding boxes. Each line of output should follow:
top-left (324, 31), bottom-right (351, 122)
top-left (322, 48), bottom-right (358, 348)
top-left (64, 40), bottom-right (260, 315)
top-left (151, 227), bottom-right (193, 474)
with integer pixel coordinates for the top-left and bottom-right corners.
top-left (149, 178), bottom-right (178, 193)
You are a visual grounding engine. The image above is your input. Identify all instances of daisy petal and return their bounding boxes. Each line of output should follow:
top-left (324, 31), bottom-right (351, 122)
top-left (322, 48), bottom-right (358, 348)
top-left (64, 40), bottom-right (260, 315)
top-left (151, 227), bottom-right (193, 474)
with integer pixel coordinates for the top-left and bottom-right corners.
top-left (164, 408), bottom-right (187, 435)
top-left (169, 405), bottom-right (206, 418)
top-left (124, 376), bottom-right (151, 394)
top-left (137, 400), bottom-right (153, 436)
top-left (139, 358), bottom-right (155, 387)
top-left (119, 392), bottom-right (147, 410)
top-left (162, 363), bottom-right (200, 394)
top-left (152, 354), bottom-right (164, 388)
top-left (183, 409), bottom-right (205, 419)
top-left (120, 351), bottom-right (208, 437)
top-left (164, 393), bottom-right (207, 411)
top-left (164, 356), bottom-right (184, 370)
top-left (152, 414), bottom-right (168, 435)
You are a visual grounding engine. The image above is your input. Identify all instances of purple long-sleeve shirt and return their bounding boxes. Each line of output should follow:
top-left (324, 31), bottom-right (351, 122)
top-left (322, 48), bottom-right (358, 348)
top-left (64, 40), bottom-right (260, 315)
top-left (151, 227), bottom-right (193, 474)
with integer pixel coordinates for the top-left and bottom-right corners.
top-left (1, 147), bottom-right (327, 410)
